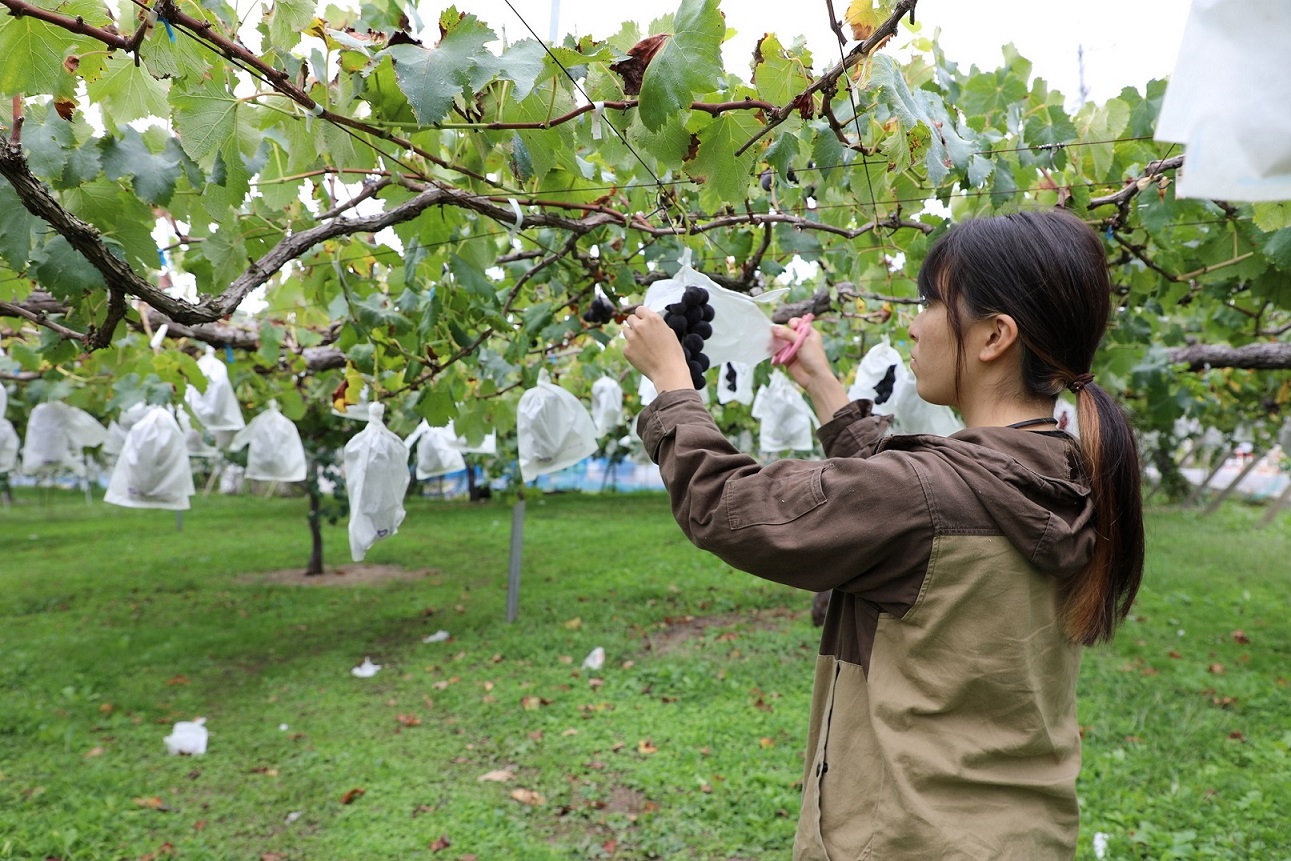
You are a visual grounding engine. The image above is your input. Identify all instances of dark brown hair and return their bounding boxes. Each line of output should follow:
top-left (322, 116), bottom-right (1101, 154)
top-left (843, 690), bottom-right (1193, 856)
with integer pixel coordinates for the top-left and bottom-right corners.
top-left (916, 209), bottom-right (1144, 645)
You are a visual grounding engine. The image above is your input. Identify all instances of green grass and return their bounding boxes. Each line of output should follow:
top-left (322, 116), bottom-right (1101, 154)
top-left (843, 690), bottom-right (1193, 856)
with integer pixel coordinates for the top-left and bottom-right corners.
top-left (0, 489), bottom-right (1288, 860)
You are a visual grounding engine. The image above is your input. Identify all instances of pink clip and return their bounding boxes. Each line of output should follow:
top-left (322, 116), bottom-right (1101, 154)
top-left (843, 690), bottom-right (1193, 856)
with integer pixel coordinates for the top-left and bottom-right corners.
top-left (772, 313), bottom-right (814, 366)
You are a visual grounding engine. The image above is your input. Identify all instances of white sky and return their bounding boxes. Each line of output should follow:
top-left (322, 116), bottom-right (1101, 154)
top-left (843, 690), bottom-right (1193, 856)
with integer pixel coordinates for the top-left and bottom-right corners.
top-left (447, 0), bottom-right (1190, 105)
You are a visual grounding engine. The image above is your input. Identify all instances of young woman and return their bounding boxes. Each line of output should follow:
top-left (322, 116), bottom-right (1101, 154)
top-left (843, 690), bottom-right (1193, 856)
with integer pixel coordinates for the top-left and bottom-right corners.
top-left (621, 209), bottom-right (1143, 860)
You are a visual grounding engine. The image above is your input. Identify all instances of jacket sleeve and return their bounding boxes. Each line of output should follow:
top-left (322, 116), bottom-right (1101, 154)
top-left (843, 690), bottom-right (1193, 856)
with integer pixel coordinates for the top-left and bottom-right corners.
top-left (636, 390), bottom-right (932, 605)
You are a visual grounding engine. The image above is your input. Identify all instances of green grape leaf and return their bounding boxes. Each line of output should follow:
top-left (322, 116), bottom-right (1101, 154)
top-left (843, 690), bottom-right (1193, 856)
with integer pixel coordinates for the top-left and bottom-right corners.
top-left (685, 111), bottom-right (760, 204)
top-left (85, 53), bottom-right (169, 123)
top-left (142, 18), bottom-right (209, 80)
top-left (30, 235), bottom-right (106, 299)
top-left (1253, 202), bottom-right (1291, 232)
top-left (21, 108), bottom-right (74, 180)
top-left (0, 178), bottom-right (38, 270)
top-left (382, 12), bottom-right (495, 125)
top-left (1263, 228), bottom-right (1291, 272)
top-left (62, 179), bottom-right (159, 271)
top-left (637, 0), bottom-right (724, 132)
top-left (171, 74), bottom-right (260, 170)
top-left (764, 131), bottom-right (800, 180)
top-left (267, 0), bottom-right (316, 51)
top-left (753, 33), bottom-right (811, 107)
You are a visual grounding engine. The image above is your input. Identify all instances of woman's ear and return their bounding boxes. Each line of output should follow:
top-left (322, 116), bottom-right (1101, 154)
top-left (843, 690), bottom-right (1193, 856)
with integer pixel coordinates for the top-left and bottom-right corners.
top-left (976, 313), bottom-right (1020, 363)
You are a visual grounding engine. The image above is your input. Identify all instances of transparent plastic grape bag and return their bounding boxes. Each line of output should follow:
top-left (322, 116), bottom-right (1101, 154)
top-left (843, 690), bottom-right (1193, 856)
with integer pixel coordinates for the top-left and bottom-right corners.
top-left (403, 421), bottom-right (467, 479)
top-left (517, 370), bottom-right (598, 482)
top-left (104, 407), bottom-right (196, 510)
top-left (344, 403), bottom-right (410, 561)
top-left (228, 401), bottom-right (307, 482)
top-left (750, 371), bottom-right (819, 453)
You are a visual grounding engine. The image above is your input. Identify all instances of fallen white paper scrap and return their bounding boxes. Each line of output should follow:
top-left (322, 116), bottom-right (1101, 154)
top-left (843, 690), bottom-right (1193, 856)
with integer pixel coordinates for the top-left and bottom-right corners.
top-left (581, 647), bottom-right (605, 671)
top-left (423, 630), bottom-right (451, 643)
top-left (163, 717), bottom-right (208, 756)
top-left (1093, 832), bottom-right (1110, 860)
top-left (351, 656), bottom-right (381, 678)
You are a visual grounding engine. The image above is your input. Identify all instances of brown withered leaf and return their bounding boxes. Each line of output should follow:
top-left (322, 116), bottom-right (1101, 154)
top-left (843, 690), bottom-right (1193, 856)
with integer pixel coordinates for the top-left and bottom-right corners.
top-left (510, 788), bottom-right (545, 806)
top-left (1208, 663), bottom-right (1226, 675)
top-left (340, 787), bottom-right (366, 804)
top-left (610, 34), bottom-right (670, 95)
top-left (62, 56), bottom-right (79, 74)
top-left (637, 739), bottom-right (658, 755)
top-left (396, 713), bottom-right (421, 727)
top-left (1231, 629), bottom-right (1250, 644)
top-left (53, 98), bottom-right (77, 121)
top-left (428, 835), bottom-right (451, 852)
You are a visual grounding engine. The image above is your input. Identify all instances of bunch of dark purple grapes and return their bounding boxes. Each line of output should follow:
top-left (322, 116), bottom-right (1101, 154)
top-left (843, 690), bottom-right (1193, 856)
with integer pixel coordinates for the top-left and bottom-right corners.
top-left (663, 286), bottom-right (715, 390)
top-left (582, 293), bottom-right (617, 325)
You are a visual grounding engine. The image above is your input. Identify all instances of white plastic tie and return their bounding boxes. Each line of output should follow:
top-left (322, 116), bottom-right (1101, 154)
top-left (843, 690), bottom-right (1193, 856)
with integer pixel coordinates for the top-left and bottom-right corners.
top-left (146, 8), bottom-right (158, 24)
top-left (368, 402), bottom-right (385, 423)
top-left (308, 102), bottom-right (325, 117)
top-left (149, 324), bottom-right (168, 350)
top-left (679, 247), bottom-right (694, 269)
top-left (590, 101), bottom-right (606, 140)
top-left (507, 197), bottom-right (524, 234)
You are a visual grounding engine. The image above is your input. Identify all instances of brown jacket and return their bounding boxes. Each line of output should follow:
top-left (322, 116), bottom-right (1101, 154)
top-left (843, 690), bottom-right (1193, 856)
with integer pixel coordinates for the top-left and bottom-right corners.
top-left (637, 391), bottom-right (1096, 860)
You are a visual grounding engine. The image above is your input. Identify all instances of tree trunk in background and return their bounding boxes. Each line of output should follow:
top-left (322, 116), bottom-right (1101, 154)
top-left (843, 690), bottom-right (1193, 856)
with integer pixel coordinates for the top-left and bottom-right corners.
top-left (306, 462), bottom-right (324, 576)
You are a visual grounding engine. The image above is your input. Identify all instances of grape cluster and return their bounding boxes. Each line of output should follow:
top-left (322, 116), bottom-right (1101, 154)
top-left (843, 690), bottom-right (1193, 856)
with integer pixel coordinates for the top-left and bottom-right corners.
top-left (582, 293), bottom-right (617, 325)
top-left (663, 286), bottom-right (715, 390)
top-left (873, 365), bottom-right (897, 405)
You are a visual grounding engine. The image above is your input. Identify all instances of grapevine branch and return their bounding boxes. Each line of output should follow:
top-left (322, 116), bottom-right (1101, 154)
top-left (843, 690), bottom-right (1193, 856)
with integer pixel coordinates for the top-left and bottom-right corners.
top-left (1089, 154), bottom-right (1185, 225)
top-left (734, 0), bottom-right (918, 157)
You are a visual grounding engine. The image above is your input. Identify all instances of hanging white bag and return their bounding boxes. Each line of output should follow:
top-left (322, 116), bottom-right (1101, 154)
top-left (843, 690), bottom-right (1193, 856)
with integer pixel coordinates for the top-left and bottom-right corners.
top-left (227, 401), bottom-right (307, 482)
top-left (639, 255), bottom-right (785, 369)
top-left (591, 376), bottom-right (624, 438)
top-left (344, 403), bottom-right (409, 561)
top-left (178, 408), bottom-right (219, 458)
top-left (404, 421), bottom-right (466, 479)
top-left (20, 402), bottom-right (108, 476)
top-left (1054, 399), bottom-right (1080, 439)
top-left (185, 349), bottom-right (245, 433)
top-left (104, 407), bottom-right (196, 510)
top-left (0, 417), bottom-right (18, 474)
top-left (750, 371), bottom-right (819, 453)
top-left (847, 340), bottom-right (908, 416)
top-left (716, 361), bottom-right (755, 406)
top-left (887, 374), bottom-right (964, 437)
top-left (445, 420), bottom-right (497, 455)
top-left (1155, 0), bottom-right (1291, 200)
top-left (517, 370), bottom-right (598, 482)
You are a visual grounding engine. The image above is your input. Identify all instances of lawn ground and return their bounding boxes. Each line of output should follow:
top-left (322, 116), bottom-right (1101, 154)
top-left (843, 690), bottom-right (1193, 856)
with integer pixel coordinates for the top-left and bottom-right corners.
top-left (1, 488), bottom-right (1288, 860)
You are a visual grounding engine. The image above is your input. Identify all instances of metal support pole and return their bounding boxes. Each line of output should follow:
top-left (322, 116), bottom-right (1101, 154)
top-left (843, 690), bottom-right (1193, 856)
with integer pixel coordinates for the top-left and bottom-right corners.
top-left (1185, 443), bottom-right (1240, 507)
top-left (505, 494), bottom-right (526, 622)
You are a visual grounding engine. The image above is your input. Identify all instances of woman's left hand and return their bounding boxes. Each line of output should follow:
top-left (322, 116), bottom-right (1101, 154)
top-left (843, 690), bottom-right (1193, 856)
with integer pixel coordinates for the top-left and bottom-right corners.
top-left (621, 306), bottom-right (693, 393)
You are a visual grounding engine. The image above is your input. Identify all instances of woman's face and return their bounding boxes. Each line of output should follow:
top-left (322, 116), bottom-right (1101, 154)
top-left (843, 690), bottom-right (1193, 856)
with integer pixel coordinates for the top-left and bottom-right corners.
top-left (908, 300), bottom-right (959, 407)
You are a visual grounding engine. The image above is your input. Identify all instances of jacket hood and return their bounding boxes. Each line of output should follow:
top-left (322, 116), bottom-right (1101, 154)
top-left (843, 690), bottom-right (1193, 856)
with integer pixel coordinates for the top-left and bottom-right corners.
top-left (879, 427), bottom-right (1096, 576)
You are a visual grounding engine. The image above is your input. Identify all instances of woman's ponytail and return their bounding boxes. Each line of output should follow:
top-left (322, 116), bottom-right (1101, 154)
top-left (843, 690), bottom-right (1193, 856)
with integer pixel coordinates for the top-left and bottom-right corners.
top-left (1062, 382), bottom-right (1144, 645)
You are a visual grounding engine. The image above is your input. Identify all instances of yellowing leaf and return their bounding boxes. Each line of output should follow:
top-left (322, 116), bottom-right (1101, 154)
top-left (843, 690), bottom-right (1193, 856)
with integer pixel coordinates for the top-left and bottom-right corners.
top-left (563, 617), bottom-right (582, 630)
top-left (637, 739), bottom-right (658, 755)
top-left (844, 0), bottom-right (897, 41)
